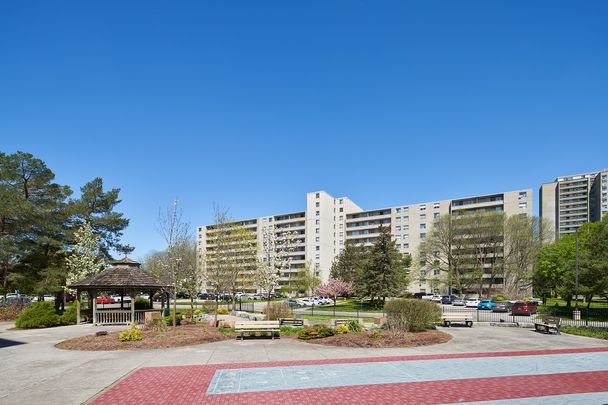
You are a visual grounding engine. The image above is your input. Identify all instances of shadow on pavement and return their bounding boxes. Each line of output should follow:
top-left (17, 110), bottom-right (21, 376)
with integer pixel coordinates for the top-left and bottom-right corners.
top-left (0, 337), bottom-right (26, 349)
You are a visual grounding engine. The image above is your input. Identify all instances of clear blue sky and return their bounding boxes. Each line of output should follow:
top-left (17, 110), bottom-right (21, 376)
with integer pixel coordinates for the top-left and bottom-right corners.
top-left (1, 1), bottom-right (607, 259)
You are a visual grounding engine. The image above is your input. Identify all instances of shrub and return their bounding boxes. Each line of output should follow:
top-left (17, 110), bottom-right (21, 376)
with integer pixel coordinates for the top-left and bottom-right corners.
top-left (201, 302), bottom-right (216, 313)
top-left (263, 302), bottom-right (292, 320)
top-left (216, 307), bottom-right (229, 315)
top-left (59, 305), bottom-right (77, 325)
top-left (369, 328), bottom-right (382, 339)
top-left (298, 325), bottom-right (335, 340)
top-left (164, 314), bottom-right (183, 326)
top-left (493, 295), bottom-right (507, 302)
top-left (384, 299), bottom-right (441, 332)
top-left (347, 319), bottom-right (363, 333)
top-left (15, 302), bottom-right (61, 329)
top-left (134, 297), bottom-right (150, 310)
top-left (0, 304), bottom-right (23, 321)
top-left (119, 328), bottom-right (143, 342)
top-left (335, 324), bottom-right (349, 334)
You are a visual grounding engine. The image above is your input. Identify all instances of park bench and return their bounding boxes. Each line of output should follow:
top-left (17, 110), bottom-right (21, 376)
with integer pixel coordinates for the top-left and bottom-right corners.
top-left (279, 318), bottom-right (304, 327)
top-left (334, 319), bottom-right (350, 327)
top-left (442, 313), bottom-right (473, 327)
top-left (534, 315), bottom-right (561, 335)
top-left (235, 320), bottom-right (280, 340)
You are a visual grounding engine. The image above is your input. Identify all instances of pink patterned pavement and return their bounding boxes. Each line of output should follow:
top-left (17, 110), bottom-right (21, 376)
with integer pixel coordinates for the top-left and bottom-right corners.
top-left (90, 347), bottom-right (608, 404)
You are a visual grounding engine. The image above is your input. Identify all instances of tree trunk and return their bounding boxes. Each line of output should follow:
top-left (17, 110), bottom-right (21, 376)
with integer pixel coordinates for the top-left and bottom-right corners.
top-left (172, 286), bottom-right (177, 327)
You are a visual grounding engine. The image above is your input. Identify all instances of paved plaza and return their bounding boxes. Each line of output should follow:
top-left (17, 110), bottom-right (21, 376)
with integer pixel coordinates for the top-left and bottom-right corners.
top-left (1, 321), bottom-right (607, 404)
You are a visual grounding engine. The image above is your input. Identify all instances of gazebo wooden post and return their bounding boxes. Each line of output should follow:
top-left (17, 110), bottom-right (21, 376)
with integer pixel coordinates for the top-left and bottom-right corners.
top-left (130, 289), bottom-right (136, 324)
top-left (76, 290), bottom-right (81, 324)
top-left (149, 290), bottom-right (153, 309)
top-left (92, 289), bottom-right (97, 325)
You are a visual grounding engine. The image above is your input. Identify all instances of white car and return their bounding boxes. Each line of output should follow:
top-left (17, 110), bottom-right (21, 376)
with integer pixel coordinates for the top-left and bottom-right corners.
top-left (421, 295), bottom-right (434, 300)
top-left (465, 299), bottom-right (480, 308)
top-left (430, 295), bottom-right (442, 302)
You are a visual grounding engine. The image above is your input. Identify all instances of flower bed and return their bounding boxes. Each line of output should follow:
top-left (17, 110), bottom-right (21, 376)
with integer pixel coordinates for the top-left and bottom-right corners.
top-left (56, 324), bottom-right (234, 351)
top-left (303, 329), bottom-right (452, 348)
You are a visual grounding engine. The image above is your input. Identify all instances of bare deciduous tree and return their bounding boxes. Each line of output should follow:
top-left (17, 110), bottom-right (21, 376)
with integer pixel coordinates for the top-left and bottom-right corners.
top-left (157, 199), bottom-right (190, 327)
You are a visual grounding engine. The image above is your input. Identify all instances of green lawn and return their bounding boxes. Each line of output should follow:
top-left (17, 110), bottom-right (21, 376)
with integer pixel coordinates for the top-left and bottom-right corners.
top-left (540, 297), bottom-right (608, 309)
top-left (561, 326), bottom-right (608, 340)
top-left (306, 298), bottom-right (384, 313)
top-left (299, 314), bottom-right (376, 323)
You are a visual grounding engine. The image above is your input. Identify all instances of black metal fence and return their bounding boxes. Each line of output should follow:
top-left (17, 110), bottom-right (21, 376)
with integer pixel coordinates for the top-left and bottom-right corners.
top-left (441, 306), bottom-right (608, 328)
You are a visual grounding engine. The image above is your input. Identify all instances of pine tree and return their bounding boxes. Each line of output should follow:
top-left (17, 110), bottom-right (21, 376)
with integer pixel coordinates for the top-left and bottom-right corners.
top-left (359, 226), bottom-right (411, 305)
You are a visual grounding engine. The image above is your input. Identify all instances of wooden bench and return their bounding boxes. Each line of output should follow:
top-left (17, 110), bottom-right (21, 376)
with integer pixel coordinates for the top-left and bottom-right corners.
top-left (279, 318), bottom-right (304, 327)
top-left (334, 319), bottom-right (350, 327)
top-left (235, 321), bottom-right (280, 340)
top-left (534, 316), bottom-right (561, 335)
top-left (442, 314), bottom-right (473, 327)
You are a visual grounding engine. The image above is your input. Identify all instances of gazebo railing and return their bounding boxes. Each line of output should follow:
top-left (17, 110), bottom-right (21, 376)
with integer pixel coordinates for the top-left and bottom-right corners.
top-left (95, 309), bottom-right (157, 325)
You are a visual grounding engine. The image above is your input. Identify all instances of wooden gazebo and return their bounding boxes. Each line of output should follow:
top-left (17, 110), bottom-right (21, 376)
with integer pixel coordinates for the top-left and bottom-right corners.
top-left (68, 257), bottom-right (170, 325)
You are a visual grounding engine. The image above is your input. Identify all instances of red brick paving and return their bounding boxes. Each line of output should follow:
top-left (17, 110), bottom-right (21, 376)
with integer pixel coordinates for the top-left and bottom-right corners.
top-left (90, 347), bottom-right (608, 404)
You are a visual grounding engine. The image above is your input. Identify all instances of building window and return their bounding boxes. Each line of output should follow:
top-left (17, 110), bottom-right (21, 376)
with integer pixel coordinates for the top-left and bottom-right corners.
top-left (315, 254), bottom-right (320, 260)
top-left (316, 211), bottom-right (320, 216)
top-left (396, 235), bottom-right (401, 240)
top-left (420, 232), bottom-right (427, 239)
top-left (315, 202), bottom-right (320, 207)
top-left (339, 231), bottom-right (343, 237)
top-left (420, 223), bottom-right (426, 230)
top-left (396, 243), bottom-right (401, 249)
top-left (395, 217), bottom-right (401, 222)
top-left (403, 225), bottom-right (409, 231)
top-left (420, 213), bottom-right (426, 220)
top-left (339, 215), bottom-right (343, 221)
top-left (396, 208), bottom-right (401, 213)
top-left (403, 234), bottom-right (409, 239)
top-left (339, 207), bottom-right (343, 212)
top-left (315, 219), bottom-right (320, 225)
top-left (316, 192), bottom-right (320, 198)
top-left (396, 225), bottom-right (401, 231)
top-left (315, 237), bottom-right (320, 242)
top-left (339, 199), bottom-right (343, 204)
top-left (403, 216), bottom-right (409, 221)
top-left (316, 246), bottom-right (320, 251)
top-left (519, 202), bottom-right (527, 209)
top-left (434, 269), bottom-right (440, 276)
top-left (434, 213), bottom-right (440, 219)
top-left (339, 223), bottom-right (343, 229)
top-left (519, 191), bottom-right (527, 199)
top-left (404, 243), bottom-right (409, 248)
top-left (420, 204), bottom-right (426, 211)
top-left (315, 228), bottom-right (320, 234)
top-left (433, 203), bottom-right (440, 209)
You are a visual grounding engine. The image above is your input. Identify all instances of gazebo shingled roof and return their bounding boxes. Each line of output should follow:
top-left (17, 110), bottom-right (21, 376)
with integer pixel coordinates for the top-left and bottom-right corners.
top-left (68, 257), bottom-right (169, 290)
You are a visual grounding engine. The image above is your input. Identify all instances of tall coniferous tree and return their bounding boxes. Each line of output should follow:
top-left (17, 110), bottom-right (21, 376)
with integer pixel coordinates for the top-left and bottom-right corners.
top-left (359, 226), bottom-right (411, 305)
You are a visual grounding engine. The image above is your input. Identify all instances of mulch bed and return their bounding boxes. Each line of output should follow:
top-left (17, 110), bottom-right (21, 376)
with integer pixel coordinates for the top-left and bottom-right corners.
top-left (304, 329), bottom-right (452, 348)
top-left (55, 324), bottom-right (234, 351)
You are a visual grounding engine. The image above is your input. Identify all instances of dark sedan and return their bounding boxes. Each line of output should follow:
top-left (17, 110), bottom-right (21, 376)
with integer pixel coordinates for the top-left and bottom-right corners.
top-left (492, 301), bottom-right (513, 313)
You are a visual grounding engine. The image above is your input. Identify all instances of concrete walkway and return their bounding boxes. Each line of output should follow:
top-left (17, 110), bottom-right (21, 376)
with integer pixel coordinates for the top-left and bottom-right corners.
top-left (0, 321), bottom-right (606, 404)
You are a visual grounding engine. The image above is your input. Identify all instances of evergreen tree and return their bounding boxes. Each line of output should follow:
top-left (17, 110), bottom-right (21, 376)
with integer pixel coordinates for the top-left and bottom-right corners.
top-left (329, 243), bottom-right (365, 284)
top-left (70, 177), bottom-right (130, 258)
top-left (359, 226), bottom-right (411, 304)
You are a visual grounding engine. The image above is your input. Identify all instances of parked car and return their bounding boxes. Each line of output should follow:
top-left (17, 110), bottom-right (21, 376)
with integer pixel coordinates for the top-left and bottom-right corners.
top-left (465, 299), bottom-right (480, 308)
top-left (452, 297), bottom-right (466, 306)
top-left (440, 296), bottom-right (453, 305)
top-left (285, 299), bottom-right (302, 308)
top-left (511, 301), bottom-right (537, 316)
top-left (477, 299), bottom-right (494, 310)
top-left (421, 295), bottom-right (434, 300)
top-left (430, 295), bottom-right (442, 303)
top-left (96, 296), bottom-right (115, 304)
top-left (492, 301), bottom-right (513, 313)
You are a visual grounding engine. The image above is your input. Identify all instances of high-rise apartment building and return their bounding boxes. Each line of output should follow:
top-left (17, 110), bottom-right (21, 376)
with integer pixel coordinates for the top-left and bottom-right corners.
top-left (540, 168), bottom-right (608, 241)
top-left (197, 189), bottom-right (532, 294)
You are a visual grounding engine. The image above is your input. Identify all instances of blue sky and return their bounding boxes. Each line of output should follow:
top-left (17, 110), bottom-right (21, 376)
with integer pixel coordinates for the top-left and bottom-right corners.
top-left (1, 1), bottom-right (607, 259)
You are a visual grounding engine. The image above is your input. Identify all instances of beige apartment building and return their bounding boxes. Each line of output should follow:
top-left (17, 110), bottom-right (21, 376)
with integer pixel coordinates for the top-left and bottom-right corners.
top-left (197, 189), bottom-right (532, 295)
top-left (540, 168), bottom-right (608, 241)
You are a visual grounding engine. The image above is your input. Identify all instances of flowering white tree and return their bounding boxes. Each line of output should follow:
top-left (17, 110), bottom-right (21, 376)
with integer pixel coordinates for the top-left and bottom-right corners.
top-left (315, 278), bottom-right (354, 316)
top-left (66, 221), bottom-right (105, 286)
top-left (255, 226), bottom-right (299, 303)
